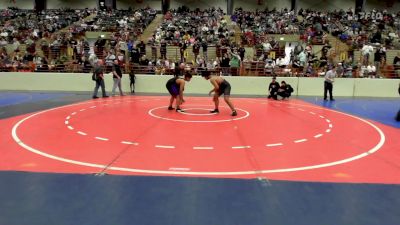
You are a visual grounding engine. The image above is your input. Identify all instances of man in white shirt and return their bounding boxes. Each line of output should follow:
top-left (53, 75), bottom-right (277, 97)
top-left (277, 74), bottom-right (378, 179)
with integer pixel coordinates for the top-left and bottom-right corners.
top-left (262, 42), bottom-right (272, 53)
top-left (265, 57), bottom-right (275, 75)
top-left (105, 51), bottom-right (116, 67)
top-left (361, 44), bottom-right (374, 65)
top-left (359, 64), bottom-right (367, 77)
top-left (0, 31), bottom-right (8, 38)
top-left (170, 61), bottom-right (175, 70)
top-left (367, 63), bottom-right (376, 78)
top-left (324, 66), bottom-right (336, 101)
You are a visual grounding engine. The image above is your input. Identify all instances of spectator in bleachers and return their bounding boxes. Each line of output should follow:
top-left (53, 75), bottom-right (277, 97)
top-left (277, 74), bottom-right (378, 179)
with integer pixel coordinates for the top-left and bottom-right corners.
top-left (118, 38), bottom-right (127, 56)
top-left (131, 45), bottom-right (140, 64)
top-left (127, 39), bottom-right (134, 55)
top-left (105, 50), bottom-right (116, 67)
top-left (238, 45), bottom-right (245, 61)
top-left (358, 63), bottom-right (367, 77)
top-left (361, 43), bottom-right (374, 65)
top-left (139, 55), bottom-right (149, 66)
top-left (367, 63), bottom-right (377, 78)
top-left (138, 40), bottom-right (146, 57)
top-left (11, 37), bottom-right (20, 52)
top-left (117, 51), bottom-right (125, 66)
top-left (3, 7), bottom-right (400, 77)
top-left (94, 36), bottom-right (106, 58)
top-left (220, 53), bottom-right (230, 75)
top-left (192, 41), bottom-right (200, 62)
top-left (393, 52), bottom-right (400, 76)
top-left (229, 50), bottom-right (241, 76)
top-left (319, 54), bottom-right (328, 68)
top-left (36, 57), bottom-right (49, 72)
top-left (160, 39), bottom-right (167, 59)
top-left (343, 60), bottom-right (354, 77)
top-left (179, 41), bottom-right (187, 62)
top-left (371, 30), bottom-right (382, 44)
top-left (275, 56), bottom-right (286, 68)
top-left (202, 40), bottom-right (208, 60)
top-left (298, 50), bottom-right (307, 71)
top-left (336, 63), bottom-right (344, 77)
top-left (265, 57), bottom-right (275, 76)
top-left (374, 46), bottom-right (383, 77)
top-left (0, 37), bottom-right (7, 46)
top-left (81, 55), bottom-right (93, 73)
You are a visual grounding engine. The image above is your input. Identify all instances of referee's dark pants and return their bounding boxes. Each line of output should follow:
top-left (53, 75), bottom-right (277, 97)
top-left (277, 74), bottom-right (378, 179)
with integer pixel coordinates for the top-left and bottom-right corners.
top-left (324, 81), bottom-right (333, 100)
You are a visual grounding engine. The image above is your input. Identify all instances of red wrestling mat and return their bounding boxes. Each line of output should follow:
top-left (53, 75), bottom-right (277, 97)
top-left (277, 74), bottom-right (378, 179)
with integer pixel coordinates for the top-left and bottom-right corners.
top-left (0, 96), bottom-right (399, 184)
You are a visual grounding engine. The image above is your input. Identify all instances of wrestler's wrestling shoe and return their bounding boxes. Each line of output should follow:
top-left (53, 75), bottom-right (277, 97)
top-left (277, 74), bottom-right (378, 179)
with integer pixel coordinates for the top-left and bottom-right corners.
top-left (210, 109), bottom-right (219, 113)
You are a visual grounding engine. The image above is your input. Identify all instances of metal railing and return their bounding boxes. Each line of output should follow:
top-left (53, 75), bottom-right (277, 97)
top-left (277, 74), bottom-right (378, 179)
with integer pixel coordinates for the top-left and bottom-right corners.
top-left (2, 62), bottom-right (399, 79)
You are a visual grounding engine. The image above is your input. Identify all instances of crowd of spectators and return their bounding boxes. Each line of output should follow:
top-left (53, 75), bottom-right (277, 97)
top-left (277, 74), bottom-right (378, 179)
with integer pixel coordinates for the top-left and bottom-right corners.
top-left (228, 7), bottom-right (400, 78)
top-left (0, 7), bottom-right (157, 73)
top-left (0, 8), bottom-right (92, 45)
top-left (1, 6), bottom-right (400, 78)
top-left (232, 7), bottom-right (400, 50)
top-left (151, 6), bottom-right (233, 45)
top-left (67, 7), bottom-right (156, 35)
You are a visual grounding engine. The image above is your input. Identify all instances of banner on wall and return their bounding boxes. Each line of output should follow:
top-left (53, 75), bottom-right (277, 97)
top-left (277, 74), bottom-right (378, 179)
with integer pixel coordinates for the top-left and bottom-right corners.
top-left (357, 11), bottom-right (384, 20)
top-left (339, 52), bottom-right (347, 61)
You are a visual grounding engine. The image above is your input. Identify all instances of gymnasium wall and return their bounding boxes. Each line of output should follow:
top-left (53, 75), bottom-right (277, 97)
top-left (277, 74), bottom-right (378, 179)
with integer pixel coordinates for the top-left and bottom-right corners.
top-left (237, 0), bottom-right (400, 12)
top-left (116, 0), bottom-right (161, 10)
top-left (0, 0), bottom-right (34, 9)
top-left (3, 0), bottom-right (400, 11)
top-left (365, 0), bottom-right (400, 12)
top-left (233, 0), bottom-right (291, 11)
top-left (298, 0), bottom-right (355, 11)
top-left (169, 0), bottom-right (226, 11)
top-left (0, 73), bottom-right (398, 98)
top-left (47, 0), bottom-right (97, 9)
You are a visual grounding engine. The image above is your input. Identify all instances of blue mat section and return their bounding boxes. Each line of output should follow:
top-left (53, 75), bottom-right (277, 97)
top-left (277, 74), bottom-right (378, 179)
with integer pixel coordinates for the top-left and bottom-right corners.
top-left (299, 97), bottom-right (400, 128)
top-left (0, 92), bottom-right (72, 107)
top-left (0, 172), bottom-right (399, 225)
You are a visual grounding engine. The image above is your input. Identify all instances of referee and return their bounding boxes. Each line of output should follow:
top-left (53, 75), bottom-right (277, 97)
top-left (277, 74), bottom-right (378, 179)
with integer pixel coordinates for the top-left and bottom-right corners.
top-left (324, 66), bottom-right (336, 101)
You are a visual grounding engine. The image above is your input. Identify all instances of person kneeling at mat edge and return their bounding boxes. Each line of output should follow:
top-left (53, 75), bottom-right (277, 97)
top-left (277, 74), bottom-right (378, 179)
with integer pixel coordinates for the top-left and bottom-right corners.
top-left (267, 76), bottom-right (280, 100)
top-left (277, 81), bottom-right (294, 100)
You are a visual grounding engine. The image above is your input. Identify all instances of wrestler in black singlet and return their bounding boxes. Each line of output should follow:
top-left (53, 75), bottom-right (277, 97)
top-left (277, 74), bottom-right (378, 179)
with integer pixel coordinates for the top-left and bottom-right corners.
top-left (216, 79), bottom-right (231, 96)
top-left (166, 77), bottom-right (180, 96)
